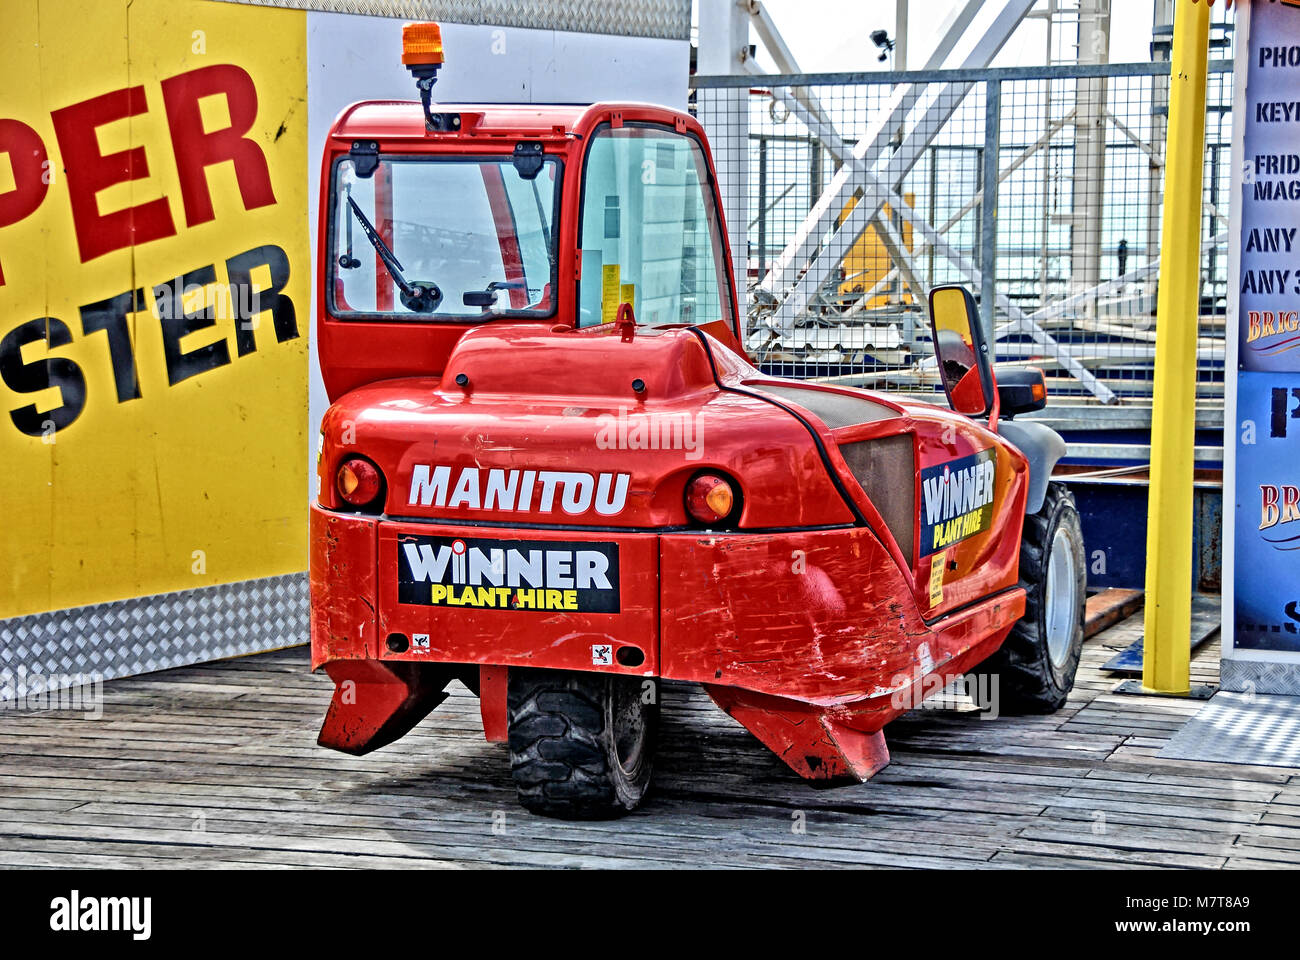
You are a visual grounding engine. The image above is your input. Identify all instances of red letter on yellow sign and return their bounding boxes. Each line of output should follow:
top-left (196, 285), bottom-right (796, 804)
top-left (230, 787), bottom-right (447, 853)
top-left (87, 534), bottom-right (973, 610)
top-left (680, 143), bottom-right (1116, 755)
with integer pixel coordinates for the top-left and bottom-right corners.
top-left (51, 85), bottom-right (177, 262)
top-left (161, 64), bottom-right (276, 227)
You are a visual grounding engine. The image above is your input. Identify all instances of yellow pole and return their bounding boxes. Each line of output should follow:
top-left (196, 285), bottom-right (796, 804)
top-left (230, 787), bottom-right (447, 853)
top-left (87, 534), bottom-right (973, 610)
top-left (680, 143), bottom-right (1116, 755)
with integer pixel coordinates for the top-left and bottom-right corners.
top-left (1143, 0), bottom-right (1211, 694)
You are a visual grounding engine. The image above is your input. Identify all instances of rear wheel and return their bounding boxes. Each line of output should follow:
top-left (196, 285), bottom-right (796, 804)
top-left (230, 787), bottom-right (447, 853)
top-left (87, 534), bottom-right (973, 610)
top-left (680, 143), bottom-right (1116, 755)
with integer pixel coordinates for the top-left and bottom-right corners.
top-left (506, 668), bottom-right (658, 819)
top-left (972, 481), bottom-right (1086, 714)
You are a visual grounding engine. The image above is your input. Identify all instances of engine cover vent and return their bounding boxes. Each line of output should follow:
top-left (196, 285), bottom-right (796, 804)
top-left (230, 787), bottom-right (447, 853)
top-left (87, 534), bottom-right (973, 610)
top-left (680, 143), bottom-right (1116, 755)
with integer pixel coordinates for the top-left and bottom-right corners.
top-left (838, 435), bottom-right (915, 562)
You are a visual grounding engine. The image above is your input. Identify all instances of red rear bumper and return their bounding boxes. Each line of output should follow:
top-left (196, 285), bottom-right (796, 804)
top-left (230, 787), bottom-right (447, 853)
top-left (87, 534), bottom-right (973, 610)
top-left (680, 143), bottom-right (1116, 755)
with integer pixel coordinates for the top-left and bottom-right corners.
top-left (309, 503), bottom-right (1023, 774)
top-left (311, 503), bottom-right (1020, 693)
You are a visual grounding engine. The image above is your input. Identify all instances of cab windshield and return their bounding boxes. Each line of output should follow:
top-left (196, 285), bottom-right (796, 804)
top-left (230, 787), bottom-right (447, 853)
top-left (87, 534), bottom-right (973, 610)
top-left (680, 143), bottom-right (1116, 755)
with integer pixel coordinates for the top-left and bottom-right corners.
top-left (330, 156), bottom-right (560, 319)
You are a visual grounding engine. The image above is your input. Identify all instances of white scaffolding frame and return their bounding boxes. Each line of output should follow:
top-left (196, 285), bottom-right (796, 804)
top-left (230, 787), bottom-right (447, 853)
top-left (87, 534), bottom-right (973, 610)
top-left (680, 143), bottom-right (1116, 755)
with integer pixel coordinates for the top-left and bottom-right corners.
top-left (737, 0), bottom-right (1121, 403)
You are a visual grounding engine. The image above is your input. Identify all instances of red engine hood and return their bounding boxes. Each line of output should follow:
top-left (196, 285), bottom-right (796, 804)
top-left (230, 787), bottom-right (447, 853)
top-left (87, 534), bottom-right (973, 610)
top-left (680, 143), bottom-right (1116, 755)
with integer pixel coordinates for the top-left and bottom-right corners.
top-left (316, 324), bottom-right (858, 529)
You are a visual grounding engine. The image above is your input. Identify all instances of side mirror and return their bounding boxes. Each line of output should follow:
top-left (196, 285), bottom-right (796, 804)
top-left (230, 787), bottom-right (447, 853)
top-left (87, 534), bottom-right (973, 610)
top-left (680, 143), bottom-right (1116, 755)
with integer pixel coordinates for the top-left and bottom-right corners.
top-left (927, 284), bottom-right (997, 421)
top-left (995, 366), bottom-right (1048, 417)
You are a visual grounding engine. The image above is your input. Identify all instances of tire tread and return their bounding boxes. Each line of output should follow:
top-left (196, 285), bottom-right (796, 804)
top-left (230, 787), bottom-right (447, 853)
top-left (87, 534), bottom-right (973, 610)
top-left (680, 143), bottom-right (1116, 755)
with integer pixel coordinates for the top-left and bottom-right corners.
top-left (507, 668), bottom-right (656, 819)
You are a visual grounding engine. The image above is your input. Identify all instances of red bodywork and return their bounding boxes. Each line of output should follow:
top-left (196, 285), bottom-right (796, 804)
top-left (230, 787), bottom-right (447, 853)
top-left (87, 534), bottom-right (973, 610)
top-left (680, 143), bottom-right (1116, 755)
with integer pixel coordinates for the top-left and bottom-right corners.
top-left (311, 99), bottom-right (1029, 781)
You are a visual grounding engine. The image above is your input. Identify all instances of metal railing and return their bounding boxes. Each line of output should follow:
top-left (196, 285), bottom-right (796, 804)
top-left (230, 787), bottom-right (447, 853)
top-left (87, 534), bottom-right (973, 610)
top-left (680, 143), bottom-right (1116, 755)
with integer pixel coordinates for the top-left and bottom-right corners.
top-left (691, 57), bottom-right (1235, 404)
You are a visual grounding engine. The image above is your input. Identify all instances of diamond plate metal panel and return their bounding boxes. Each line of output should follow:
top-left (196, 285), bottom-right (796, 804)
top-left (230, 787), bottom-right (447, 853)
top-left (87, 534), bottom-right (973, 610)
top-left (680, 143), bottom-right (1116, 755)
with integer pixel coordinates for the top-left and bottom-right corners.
top-left (1159, 691), bottom-right (1300, 768)
top-left (211, 0), bottom-right (691, 39)
top-left (0, 574), bottom-right (307, 701)
top-left (1220, 658), bottom-right (1300, 697)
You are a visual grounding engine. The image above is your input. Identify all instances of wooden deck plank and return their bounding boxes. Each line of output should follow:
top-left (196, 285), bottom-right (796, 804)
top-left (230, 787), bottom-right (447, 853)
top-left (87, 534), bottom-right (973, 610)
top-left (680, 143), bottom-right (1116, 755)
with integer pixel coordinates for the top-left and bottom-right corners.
top-left (0, 601), bottom-right (1296, 868)
top-left (1084, 588), bottom-right (1145, 638)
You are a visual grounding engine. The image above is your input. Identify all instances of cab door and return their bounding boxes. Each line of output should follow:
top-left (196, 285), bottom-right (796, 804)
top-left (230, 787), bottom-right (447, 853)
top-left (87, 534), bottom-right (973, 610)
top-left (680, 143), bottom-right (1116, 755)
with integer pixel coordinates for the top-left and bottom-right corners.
top-left (574, 118), bottom-right (743, 353)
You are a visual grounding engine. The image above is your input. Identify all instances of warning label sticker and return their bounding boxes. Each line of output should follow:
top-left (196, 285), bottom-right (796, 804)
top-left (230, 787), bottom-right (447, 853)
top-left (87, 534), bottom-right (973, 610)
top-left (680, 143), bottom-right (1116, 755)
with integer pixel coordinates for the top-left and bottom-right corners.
top-left (929, 550), bottom-right (946, 606)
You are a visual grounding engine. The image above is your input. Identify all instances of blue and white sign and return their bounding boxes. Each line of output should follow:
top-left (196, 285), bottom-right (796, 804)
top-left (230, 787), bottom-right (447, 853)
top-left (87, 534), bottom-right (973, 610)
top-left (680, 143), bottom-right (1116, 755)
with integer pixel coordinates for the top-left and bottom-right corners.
top-left (1232, 372), bottom-right (1300, 652)
top-left (1239, 0), bottom-right (1300, 371)
top-left (1225, 0), bottom-right (1300, 691)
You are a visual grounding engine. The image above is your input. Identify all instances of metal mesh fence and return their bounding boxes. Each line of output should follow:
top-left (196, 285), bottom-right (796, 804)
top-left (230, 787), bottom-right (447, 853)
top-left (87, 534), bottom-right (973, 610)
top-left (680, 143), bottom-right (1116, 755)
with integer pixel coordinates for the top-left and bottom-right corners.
top-left (691, 55), bottom-right (1234, 405)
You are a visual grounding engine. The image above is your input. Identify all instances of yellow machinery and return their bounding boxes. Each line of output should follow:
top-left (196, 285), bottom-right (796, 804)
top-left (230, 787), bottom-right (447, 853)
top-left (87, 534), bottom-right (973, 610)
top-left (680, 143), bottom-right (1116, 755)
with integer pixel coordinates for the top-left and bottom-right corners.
top-left (836, 194), bottom-right (915, 307)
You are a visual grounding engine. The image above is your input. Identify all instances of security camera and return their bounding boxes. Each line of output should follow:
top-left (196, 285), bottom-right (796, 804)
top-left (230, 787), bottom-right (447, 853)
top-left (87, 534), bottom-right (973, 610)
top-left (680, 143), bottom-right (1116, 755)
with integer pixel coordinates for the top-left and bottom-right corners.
top-left (870, 29), bottom-right (895, 63)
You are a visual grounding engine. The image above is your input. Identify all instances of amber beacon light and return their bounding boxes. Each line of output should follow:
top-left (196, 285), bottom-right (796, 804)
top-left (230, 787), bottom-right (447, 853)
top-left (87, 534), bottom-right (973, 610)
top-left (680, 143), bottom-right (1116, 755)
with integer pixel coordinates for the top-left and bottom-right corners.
top-left (402, 21), bottom-right (445, 67)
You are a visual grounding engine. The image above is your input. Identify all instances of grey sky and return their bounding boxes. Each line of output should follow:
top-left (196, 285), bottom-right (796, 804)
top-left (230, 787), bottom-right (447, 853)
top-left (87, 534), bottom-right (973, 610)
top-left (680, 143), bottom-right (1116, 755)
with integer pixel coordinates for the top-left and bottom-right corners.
top-left (736, 0), bottom-right (1159, 73)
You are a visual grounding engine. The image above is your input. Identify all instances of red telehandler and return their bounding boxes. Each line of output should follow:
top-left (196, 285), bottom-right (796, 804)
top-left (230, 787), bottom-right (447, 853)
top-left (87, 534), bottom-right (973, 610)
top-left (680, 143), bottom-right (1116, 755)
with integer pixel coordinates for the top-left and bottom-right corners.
top-left (310, 23), bottom-right (1085, 818)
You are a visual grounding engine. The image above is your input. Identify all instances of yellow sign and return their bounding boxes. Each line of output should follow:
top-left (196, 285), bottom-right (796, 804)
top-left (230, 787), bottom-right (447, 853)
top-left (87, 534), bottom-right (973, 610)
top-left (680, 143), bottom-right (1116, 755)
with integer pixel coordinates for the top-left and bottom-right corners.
top-left (601, 263), bottom-right (622, 323)
top-left (0, 0), bottom-right (308, 618)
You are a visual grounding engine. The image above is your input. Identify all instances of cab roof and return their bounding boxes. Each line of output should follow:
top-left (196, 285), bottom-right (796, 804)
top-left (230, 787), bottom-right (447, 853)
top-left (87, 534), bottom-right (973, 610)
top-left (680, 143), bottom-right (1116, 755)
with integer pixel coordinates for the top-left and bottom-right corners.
top-left (329, 100), bottom-right (692, 143)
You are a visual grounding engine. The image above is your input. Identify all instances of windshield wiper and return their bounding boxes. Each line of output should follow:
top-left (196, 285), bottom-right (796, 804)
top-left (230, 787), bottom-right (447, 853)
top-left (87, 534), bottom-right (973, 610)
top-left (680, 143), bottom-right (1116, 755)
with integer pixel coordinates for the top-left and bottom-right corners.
top-left (347, 197), bottom-right (442, 313)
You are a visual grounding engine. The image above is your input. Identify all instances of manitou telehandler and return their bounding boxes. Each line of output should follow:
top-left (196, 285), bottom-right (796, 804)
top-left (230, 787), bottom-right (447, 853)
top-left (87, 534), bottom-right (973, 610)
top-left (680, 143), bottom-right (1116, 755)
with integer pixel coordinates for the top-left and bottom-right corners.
top-left (310, 23), bottom-right (1085, 818)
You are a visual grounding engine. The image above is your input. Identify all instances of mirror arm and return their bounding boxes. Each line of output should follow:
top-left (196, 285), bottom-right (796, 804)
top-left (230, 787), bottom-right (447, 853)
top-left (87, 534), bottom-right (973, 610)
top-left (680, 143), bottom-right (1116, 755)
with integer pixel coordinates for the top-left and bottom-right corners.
top-left (975, 307), bottom-right (999, 430)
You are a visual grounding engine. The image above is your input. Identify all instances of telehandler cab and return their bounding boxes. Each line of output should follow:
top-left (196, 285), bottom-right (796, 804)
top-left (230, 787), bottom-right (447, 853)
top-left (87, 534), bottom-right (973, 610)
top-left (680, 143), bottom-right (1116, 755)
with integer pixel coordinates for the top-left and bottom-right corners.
top-left (310, 23), bottom-right (1085, 818)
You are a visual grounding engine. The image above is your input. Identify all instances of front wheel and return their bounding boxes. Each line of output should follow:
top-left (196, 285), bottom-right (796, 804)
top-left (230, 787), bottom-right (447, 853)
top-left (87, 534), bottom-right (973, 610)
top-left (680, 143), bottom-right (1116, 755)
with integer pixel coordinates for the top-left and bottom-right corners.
top-left (972, 482), bottom-right (1086, 714)
top-left (506, 668), bottom-right (658, 819)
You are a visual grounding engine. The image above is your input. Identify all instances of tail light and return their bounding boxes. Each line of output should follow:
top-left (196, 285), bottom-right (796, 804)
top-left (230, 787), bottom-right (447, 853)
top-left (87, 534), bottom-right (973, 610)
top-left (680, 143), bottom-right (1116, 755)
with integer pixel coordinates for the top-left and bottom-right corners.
top-left (685, 473), bottom-right (737, 526)
top-left (337, 457), bottom-right (383, 509)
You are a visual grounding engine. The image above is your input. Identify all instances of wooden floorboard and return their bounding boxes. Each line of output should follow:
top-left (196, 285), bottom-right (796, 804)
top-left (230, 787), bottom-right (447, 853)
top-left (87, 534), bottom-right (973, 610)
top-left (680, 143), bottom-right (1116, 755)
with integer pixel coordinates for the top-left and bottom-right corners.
top-left (0, 602), bottom-right (1296, 868)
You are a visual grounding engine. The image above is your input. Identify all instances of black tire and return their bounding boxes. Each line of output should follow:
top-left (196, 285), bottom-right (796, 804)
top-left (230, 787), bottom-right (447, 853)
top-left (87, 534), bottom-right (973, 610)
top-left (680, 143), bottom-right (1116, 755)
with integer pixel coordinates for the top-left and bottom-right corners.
top-left (971, 481), bottom-right (1086, 714)
top-left (506, 668), bottom-right (658, 819)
